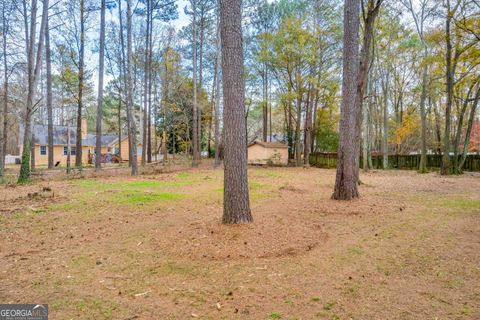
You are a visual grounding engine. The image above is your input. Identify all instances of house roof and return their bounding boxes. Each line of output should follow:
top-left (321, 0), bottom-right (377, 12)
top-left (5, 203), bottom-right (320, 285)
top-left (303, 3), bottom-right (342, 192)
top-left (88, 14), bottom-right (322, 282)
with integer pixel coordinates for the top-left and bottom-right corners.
top-left (82, 134), bottom-right (118, 147)
top-left (31, 125), bottom-right (78, 145)
top-left (30, 124), bottom-right (118, 147)
top-left (248, 141), bottom-right (288, 149)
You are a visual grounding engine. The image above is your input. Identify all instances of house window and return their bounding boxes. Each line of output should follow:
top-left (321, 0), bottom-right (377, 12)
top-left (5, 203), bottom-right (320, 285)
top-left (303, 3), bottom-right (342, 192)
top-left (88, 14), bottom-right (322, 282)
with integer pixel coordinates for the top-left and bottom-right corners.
top-left (40, 146), bottom-right (47, 156)
top-left (63, 146), bottom-right (76, 156)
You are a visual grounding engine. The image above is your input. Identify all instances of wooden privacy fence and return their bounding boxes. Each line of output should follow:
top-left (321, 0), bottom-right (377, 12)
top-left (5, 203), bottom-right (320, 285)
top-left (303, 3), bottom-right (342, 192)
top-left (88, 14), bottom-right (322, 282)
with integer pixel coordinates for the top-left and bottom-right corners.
top-left (309, 152), bottom-right (480, 172)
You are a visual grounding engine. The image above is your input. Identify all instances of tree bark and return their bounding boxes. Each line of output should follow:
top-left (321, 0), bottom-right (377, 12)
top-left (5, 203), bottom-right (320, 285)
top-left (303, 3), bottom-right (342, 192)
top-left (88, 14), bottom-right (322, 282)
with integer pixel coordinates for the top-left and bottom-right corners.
top-left (147, 8), bottom-right (153, 163)
top-left (118, 97), bottom-right (122, 160)
top-left (220, 0), bottom-right (252, 223)
top-left (304, 85), bottom-right (313, 166)
top-left (332, 0), bottom-right (360, 200)
top-left (95, 0), bottom-right (106, 171)
top-left (192, 0), bottom-right (200, 166)
top-left (295, 85), bottom-right (302, 167)
top-left (66, 121), bottom-right (71, 174)
top-left (45, 13), bottom-right (54, 169)
top-left (458, 86), bottom-right (479, 170)
top-left (418, 61), bottom-right (428, 172)
top-left (214, 15), bottom-right (222, 168)
top-left (117, 0), bottom-right (132, 166)
top-left (452, 81), bottom-right (475, 173)
top-left (141, 0), bottom-right (150, 166)
top-left (208, 52), bottom-right (217, 158)
top-left (126, 0), bottom-right (138, 175)
top-left (0, 1), bottom-right (9, 176)
top-left (75, 0), bottom-right (85, 167)
top-left (262, 63), bottom-right (268, 142)
top-left (441, 0), bottom-right (457, 175)
top-left (362, 77), bottom-right (371, 171)
top-left (382, 72), bottom-right (389, 169)
top-left (198, 6), bottom-right (205, 159)
top-left (18, 0), bottom-right (49, 183)
top-left (355, 0), bottom-right (382, 180)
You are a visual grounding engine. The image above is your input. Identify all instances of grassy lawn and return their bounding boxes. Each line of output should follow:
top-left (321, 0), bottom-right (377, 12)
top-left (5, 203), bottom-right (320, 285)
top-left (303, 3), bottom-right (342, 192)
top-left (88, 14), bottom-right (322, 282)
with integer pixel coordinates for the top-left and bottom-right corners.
top-left (0, 167), bottom-right (479, 319)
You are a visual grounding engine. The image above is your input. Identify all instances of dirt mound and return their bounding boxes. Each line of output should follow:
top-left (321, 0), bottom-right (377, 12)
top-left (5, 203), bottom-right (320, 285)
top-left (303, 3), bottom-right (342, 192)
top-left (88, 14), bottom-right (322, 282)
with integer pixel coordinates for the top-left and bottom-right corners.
top-left (157, 211), bottom-right (326, 260)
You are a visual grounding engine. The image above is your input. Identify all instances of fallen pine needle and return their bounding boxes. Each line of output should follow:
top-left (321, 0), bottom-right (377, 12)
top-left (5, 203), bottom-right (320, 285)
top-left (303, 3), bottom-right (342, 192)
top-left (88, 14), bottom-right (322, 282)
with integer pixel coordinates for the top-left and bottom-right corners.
top-left (134, 290), bottom-right (151, 297)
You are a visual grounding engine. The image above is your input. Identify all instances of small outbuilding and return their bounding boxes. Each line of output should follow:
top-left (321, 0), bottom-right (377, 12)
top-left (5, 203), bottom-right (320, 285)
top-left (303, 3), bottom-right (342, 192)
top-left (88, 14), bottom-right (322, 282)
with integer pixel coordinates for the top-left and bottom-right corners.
top-left (247, 141), bottom-right (289, 166)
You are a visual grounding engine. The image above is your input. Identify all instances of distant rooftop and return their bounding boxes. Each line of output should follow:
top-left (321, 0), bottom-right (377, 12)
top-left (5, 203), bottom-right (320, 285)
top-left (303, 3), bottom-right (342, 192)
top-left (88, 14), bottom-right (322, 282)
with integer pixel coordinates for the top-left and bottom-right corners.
top-left (28, 124), bottom-right (118, 147)
top-left (248, 141), bottom-right (288, 149)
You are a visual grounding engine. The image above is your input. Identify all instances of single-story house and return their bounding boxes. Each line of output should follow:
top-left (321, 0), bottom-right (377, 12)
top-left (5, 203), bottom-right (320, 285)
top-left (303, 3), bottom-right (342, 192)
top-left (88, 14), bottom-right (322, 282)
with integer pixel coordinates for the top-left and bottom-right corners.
top-left (247, 141), bottom-right (288, 166)
top-left (102, 136), bottom-right (143, 162)
top-left (19, 120), bottom-right (142, 166)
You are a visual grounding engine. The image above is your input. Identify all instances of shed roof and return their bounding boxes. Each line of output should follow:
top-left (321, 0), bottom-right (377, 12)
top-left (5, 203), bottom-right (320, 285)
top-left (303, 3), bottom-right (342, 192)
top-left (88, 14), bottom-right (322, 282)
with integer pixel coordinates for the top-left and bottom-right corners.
top-left (248, 141), bottom-right (288, 149)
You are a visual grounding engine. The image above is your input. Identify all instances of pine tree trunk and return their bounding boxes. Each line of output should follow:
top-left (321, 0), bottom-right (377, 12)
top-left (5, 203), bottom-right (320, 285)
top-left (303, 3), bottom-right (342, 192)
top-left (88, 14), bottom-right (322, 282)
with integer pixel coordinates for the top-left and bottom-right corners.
top-left (0, 2), bottom-right (9, 176)
top-left (442, 2), bottom-right (454, 175)
top-left (220, 0), bottom-right (252, 223)
top-left (117, 0), bottom-right (132, 167)
top-left (198, 12), bottom-right (205, 159)
top-left (66, 122), bottom-right (71, 174)
top-left (362, 88), bottom-right (369, 171)
top-left (208, 56), bottom-right (217, 158)
top-left (419, 61), bottom-right (428, 173)
top-left (332, 0), bottom-right (360, 200)
top-left (126, 0), bottom-right (138, 175)
top-left (262, 63), bottom-right (268, 142)
top-left (147, 9), bottom-right (153, 163)
top-left (141, 0), bottom-right (150, 166)
top-left (75, 0), bottom-right (85, 167)
top-left (19, 0), bottom-right (49, 183)
top-left (214, 15), bottom-right (222, 168)
top-left (45, 14), bottom-right (54, 170)
top-left (118, 98), bottom-right (122, 161)
top-left (295, 92), bottom-right (302, 167)
top-left (304, 86), bottom-right (313, 167)
top-left (382, 73), bottom-right (389, 169)
top-left (192, 0), bottom-right (200, 166)
top-left (95, 0), bottom-right (106, 171)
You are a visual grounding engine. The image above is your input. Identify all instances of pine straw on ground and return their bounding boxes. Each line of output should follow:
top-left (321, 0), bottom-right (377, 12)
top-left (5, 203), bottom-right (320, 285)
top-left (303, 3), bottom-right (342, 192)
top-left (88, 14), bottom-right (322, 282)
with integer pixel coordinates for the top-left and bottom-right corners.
top-left (0, 167), bottom-right (479, 319)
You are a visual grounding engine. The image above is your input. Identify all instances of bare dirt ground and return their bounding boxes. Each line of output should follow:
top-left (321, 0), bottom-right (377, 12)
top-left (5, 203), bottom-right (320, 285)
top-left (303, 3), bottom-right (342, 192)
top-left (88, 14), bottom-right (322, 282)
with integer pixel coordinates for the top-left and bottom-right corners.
top-left (0, 166), bottom-right (479, 319)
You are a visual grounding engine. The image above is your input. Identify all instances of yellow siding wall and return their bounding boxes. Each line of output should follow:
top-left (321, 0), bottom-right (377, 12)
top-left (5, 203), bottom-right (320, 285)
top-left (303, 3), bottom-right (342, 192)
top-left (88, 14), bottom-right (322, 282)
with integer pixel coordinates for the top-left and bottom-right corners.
top-left (247, 145), bottom-right (288, 165)
top-left (33, 145), bottom-right (92, 166)
top-left (32, 139), bottom-right (143, 165)
top-left (113, 138), bottom-right (142, 162)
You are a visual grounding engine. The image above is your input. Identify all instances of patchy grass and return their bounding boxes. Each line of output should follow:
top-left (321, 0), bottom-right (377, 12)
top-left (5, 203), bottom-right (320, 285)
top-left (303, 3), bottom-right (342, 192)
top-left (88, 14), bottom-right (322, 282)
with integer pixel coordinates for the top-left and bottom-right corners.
top-left (441, 197), bottom-right (480, 210)
top-left (268, 311), bottom-right (282, 319)
top-left (75, 178), bottom-right (190, 190)
top-left (323, 302), bottom-right (334, 311)
top-left (114, 191), bottom-right (184, 205)
top-left (75, 297), bottom-right (117, 320)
